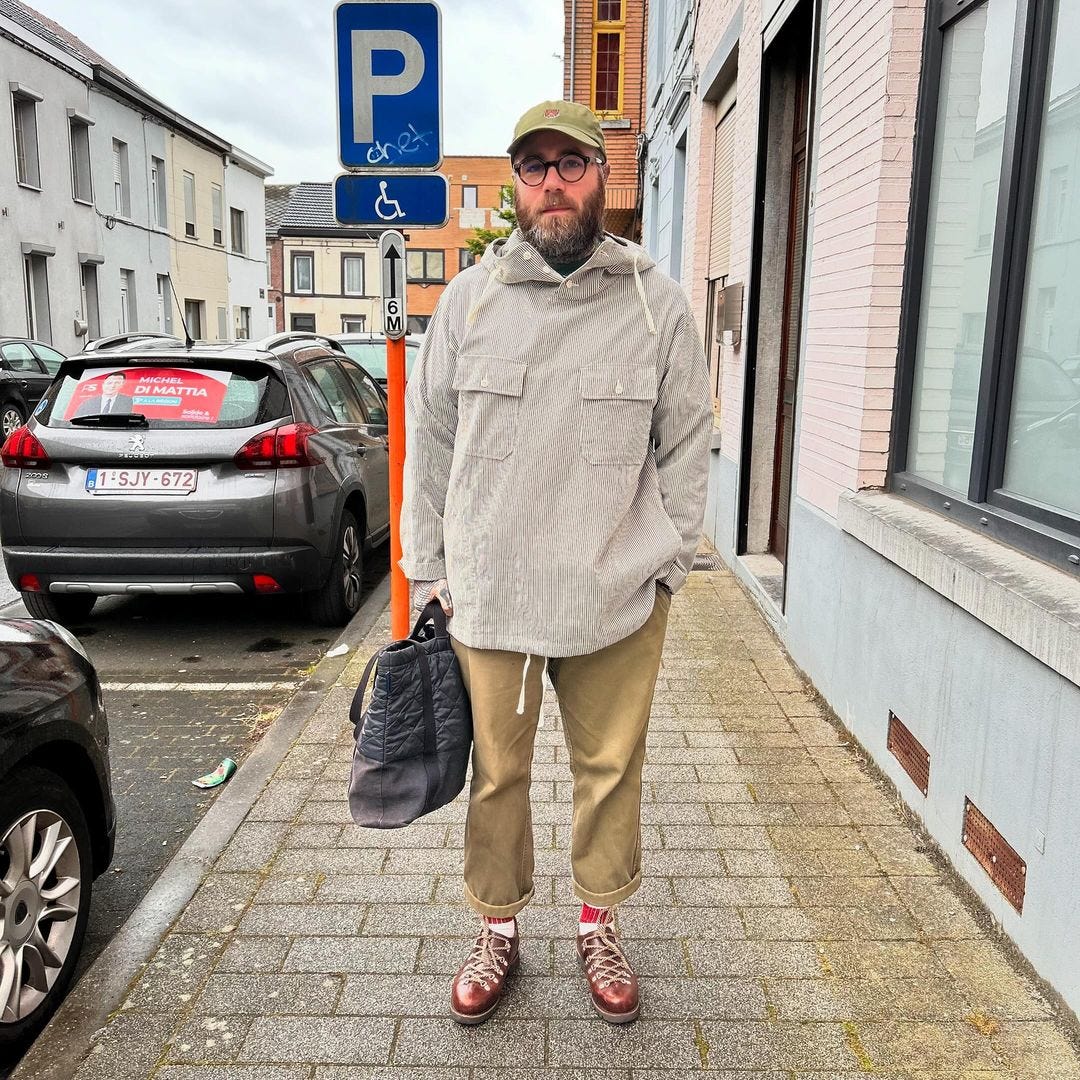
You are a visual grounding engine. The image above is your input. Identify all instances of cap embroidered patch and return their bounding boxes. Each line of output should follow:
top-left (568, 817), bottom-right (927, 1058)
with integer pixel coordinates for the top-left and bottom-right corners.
top-left (544, 108), bottom-right (560, 118)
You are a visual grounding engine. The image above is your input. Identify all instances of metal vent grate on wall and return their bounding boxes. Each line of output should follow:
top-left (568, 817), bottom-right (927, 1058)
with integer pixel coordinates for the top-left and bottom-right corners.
top-left (963, 798), bottom-right (1027, 914)
top-left (887, 711), bottom-right (930, 796)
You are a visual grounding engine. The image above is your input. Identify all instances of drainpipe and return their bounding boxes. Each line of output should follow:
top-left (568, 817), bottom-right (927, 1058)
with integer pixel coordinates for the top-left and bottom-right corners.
top-left (569, 0), bottom-right (576, 98)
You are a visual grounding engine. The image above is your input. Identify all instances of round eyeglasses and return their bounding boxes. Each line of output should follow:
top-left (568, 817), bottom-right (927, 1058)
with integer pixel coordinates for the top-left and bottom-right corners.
top-left (512, 152), bottom-right (604, 187)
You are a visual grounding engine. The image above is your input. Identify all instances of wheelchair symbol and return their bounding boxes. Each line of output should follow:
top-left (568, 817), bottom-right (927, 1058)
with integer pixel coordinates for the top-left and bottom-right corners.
top-left (375, 181), bottom-right (405, 221)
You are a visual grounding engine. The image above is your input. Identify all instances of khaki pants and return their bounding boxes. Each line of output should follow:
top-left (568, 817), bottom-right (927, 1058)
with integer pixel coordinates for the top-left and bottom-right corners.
top-left (451, 587), bottom-right (670, 917)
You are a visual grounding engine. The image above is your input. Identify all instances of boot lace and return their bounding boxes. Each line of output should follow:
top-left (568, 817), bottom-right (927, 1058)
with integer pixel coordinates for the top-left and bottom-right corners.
top-left (582, 923), bottom-right (634, 989)
top-left (457, 926), bottom-right (512, 992)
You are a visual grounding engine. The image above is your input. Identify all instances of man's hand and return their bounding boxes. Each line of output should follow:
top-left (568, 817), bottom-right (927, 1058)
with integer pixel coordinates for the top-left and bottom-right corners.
top-left (411, 578), bottom-right (454, 617)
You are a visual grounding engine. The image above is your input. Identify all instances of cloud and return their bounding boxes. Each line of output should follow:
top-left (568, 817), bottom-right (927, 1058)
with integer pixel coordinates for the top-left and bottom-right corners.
top-left (32, 0), bottom-right (565, 181)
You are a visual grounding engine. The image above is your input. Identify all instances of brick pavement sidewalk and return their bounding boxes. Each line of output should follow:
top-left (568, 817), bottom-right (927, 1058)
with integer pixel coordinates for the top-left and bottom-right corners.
top-left (64, 569), bottom-right (1080, 1079)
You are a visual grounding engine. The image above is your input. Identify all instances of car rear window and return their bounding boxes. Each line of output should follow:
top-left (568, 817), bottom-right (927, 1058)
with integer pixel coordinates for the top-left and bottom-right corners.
top-left (38, 363), bottom-right (290, 430)
top-left (340, 342), bottom-right (418, 381)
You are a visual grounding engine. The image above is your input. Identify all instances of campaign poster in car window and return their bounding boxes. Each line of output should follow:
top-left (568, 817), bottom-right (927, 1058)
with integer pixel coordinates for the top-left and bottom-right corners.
top-left (64, 367), bottom-right (233, 424)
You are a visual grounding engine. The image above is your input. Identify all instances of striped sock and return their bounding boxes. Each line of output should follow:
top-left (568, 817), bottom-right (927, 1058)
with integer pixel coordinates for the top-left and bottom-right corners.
top-left (579, 904), bottom-right (610, 933)
top-left (483, 915), bottom-right (516, 938)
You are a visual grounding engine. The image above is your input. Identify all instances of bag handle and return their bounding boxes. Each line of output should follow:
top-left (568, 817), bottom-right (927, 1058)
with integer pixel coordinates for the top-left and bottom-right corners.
top-left (410, 598), bottom-right (448, 639)
top-left (350, 644), bottom-right (389, 735)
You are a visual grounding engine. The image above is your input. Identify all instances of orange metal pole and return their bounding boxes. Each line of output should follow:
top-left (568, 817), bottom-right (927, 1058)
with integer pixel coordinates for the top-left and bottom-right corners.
top-left (386, 335), bottom-right (409, 639)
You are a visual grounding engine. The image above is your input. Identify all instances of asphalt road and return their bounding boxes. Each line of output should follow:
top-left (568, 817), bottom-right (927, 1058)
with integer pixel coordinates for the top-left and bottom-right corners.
top-left (0, 544), bottom-right (389, 1076)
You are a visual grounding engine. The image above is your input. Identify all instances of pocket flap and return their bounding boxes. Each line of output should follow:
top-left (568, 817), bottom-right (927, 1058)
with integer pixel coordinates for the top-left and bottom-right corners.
top-left (453, 355), bottom-right (527, 397)
top-left (581, 364), bottom-right (656, 402)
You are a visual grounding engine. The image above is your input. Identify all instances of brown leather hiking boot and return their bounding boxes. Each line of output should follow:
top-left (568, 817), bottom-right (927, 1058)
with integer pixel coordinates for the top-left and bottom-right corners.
top-left (577, 921), bottom-right (640, 1023)
top-left (450, 921), bottom-right (519, 1025)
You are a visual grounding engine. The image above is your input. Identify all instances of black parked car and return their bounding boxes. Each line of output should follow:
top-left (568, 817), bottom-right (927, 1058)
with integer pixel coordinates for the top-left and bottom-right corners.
top-left (0, 618), bottom-right (114, 1057)
top-left (0, 340), bottom-right (65, 441)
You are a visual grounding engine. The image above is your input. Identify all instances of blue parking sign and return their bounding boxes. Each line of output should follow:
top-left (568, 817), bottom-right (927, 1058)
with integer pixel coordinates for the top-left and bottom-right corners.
top-left (335, 1), bottom-right (442, 170)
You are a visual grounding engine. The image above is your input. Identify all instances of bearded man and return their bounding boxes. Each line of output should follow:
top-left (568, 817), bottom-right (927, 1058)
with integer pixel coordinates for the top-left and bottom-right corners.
top-left (401, 100), bottom-right (712, 1025)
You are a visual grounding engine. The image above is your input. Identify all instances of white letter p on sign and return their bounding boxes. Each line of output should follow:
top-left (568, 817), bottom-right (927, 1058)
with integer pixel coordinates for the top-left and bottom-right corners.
top-left (351, 30), bottom-right (425, 145)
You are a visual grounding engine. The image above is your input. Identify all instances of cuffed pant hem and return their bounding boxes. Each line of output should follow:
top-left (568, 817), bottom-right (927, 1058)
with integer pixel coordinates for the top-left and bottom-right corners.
top-left (572, 870), bottom-right (641, 908)
top-left (464, 880), bottom-right (535, 919)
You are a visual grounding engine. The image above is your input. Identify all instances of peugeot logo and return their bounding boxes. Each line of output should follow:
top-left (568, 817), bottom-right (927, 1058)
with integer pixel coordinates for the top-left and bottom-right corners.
top-left (129, 433), bottom-right (146, 452)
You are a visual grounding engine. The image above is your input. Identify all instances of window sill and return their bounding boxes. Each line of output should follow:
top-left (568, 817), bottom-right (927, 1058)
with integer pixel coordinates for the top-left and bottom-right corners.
top-left (17, 182), bottom-right (42, 192)
top-left (72, 197), bottom-right (93, 207)
top-left (838, 490), bottom-right (1080, 687)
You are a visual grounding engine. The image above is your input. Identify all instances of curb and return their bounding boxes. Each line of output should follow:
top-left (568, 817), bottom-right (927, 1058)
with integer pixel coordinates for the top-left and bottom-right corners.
top-left (11, 575), bottom-right (391, 1080)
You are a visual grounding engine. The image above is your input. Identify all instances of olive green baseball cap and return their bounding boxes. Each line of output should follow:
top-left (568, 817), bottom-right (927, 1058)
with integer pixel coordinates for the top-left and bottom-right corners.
top-left (507, 100), bottom-right (606, 159)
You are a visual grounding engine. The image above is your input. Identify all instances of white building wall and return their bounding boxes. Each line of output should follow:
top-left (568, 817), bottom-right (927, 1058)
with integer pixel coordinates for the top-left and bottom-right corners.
top-left (641, 0), bottom-right (695, 281)
top-left (224, 158), bottom-right (272, 340)
top-left (87, 89), bottom-right (171, 339)
top-left (0, 25), bottom-right (99, 351)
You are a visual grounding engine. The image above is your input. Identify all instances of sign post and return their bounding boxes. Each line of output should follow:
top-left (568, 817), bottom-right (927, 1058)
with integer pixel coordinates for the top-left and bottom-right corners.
top-left (380, 231), bottom-right (408, 638)
top-left (334, 1), bottom-right (446, 640)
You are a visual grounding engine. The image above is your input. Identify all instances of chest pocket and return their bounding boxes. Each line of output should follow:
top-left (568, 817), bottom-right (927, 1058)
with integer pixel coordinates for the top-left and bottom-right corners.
top-left (452, 355), bottom-right (527, 460)
top-left (580, 363), bottom-right (657, 466)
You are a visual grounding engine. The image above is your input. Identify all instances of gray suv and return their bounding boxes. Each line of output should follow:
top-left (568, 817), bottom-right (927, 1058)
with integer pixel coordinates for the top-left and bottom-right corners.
top-left (0, 333), bottom-right (390, 626)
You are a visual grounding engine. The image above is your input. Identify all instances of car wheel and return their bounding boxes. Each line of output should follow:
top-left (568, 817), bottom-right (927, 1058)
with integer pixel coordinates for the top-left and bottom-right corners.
top-left (0, 766), bottom-right (94, 1057)
top-left (20, 592), bottom-right (96, 626)
top-left (304, 509), bottom-right (364, 625)
top-left (1, 404), bottom-right (25, 440)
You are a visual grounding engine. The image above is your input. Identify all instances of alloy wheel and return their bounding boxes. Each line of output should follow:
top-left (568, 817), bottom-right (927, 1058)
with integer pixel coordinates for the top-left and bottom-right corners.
top-left (342, 524), bottom-right (362, 612)
top-left (0, 810), bottom-right (82, 1024)
top-left (1, 409), bottom-right (23, 440)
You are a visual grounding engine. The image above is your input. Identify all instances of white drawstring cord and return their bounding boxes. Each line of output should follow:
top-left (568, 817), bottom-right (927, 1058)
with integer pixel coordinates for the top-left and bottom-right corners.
top-left (515, 653), bottom-right (549, 716)
top-left (467, 267), bottom-right (502, 325)
top-left (633, 257), bottom-right (657, 336)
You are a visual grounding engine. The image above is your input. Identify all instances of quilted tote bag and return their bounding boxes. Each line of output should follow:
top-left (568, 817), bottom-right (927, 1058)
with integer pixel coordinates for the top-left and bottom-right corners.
top-left (348, 600), bottom-right (472, 828)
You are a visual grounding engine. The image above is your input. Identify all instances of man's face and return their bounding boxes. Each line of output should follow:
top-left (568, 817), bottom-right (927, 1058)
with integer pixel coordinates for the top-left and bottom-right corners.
top-left (512, 131), bottom-right (608, 261)
top-left (103, 374), bottom-right (125, 395)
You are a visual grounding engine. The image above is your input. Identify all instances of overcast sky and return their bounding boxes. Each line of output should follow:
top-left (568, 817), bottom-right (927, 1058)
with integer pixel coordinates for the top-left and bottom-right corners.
top-left (33, 0), bottom-right (565, 182)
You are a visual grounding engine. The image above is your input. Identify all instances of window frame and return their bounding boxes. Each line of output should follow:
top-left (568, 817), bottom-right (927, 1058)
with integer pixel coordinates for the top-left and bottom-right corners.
top-left (406, 249), bottom-right (445, 283)
top-left (69, 116), bottom-right (93, 205)
top-left (291, 251), bottom-right (314, 294)
top-left (151, 155), bottom-right (167, 228)
top-left (462, 185), bottom-right (478, 209)
top-left (183, 171), bottom-right (197, 238)
top-left (891, 0), bottom-right (1080, 570)
top-left (12, 90), bottom-right (42, 189)
top-left (341, 253), bottom-right (366, 296)
top-left (212, 183), bottom-right (224, 246)
top-left (229, 206), bottom-right (246, 254)
top-left (459, 248), bottom-right (475, 273)
top-left (592, 0), bottom-right (626, 118)
top-left (112, 138), bottom-right (130, 219)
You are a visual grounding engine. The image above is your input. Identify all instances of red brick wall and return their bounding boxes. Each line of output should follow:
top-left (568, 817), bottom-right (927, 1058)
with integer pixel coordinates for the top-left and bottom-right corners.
top-left (267, 237), bottom-right (285, 332)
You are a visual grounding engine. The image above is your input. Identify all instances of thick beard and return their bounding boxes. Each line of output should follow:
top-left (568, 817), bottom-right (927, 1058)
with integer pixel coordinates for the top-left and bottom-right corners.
top-left (516, 184), bottom-right (607, 262)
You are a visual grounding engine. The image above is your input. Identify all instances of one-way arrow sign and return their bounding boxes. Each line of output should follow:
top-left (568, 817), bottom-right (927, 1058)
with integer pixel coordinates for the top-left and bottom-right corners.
top-left (380, 230), bottom-right (407, 339)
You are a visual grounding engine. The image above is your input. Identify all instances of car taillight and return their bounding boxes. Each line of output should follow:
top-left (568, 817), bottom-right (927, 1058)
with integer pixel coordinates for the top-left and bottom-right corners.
top-left (253, 574), bottom-right (283, 593)
top-left (19, 574), bottom-right (42, 592)
top-left (234, 423), bottom-right (320, 469)
top-left (1, 427), bottom-right (49, 468)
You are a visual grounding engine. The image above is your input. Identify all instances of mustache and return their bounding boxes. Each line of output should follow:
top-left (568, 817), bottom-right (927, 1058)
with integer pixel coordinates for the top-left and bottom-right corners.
top-left (540, 198), bottom-right (575, 211)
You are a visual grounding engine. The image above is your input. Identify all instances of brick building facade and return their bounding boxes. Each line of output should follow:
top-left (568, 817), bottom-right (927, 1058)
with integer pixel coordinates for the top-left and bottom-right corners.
top-left (563, 0), bottom-right (648, 238)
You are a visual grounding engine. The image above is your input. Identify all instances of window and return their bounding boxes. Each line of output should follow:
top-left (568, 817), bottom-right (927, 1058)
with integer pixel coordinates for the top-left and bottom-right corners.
top-left (119, 269), bottom-right (136, 333)
top-left (156, 274), bottom-right (172, 335)
top-left (342, 254), bottom-right (365, 295)
top-left (184, 172), bottom-right (196, 238)
top-left (406, 249), bottom-right (444, 282)
top-left (1, 343), bottom-right (43, 372)
top-left (184, 299), bottom-right (204, 339)
top-left (31, 343), bottom-right (65, 376)
top-left (212, 184), bottom-right (224, 245)
top-left (896, 0), bottom-right (1080, 563)
top-left (291, 313), bottom-right (316, 332)
top-left (235, 306), bottom-right (251, 340)
top-left (407, 315), bottom-right (431, 335)
top-left (217, 305), bottom-right (228, 340)
top-left (292, 252), bottom-right (314, 293)
top-left (112, 139), bottom-right (130, 218)
top-left (593, 0), bottom-right (625, 116)
top-left (266, 245), bottom-right (274, 286)
top-left (12, 90), bottom-right (41, 188)
top-left (459, 248), bottom-right (476, 272)
top-left (342, 315), bottom-right (366, 333)
top-left (69, 117), bottom-right (93, 203)
top-left (151, 156), bottom-right (167, 228)
top-left (342, 364), bottom-right (388, 425)
top-left (305, 361), bottom-right (366, 425)
top-left (462, 185), bottom-right (478, 209)
top-left (24, 254), bottom-right (51, 343)
top-left (81, 263), bottom-right (101, 340)
top-left (230, 206), bottom-right (245, 254)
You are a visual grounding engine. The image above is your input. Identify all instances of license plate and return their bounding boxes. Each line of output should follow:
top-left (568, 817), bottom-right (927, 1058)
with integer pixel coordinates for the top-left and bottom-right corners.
top-left (85, 468), bottom-right (198, 495)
